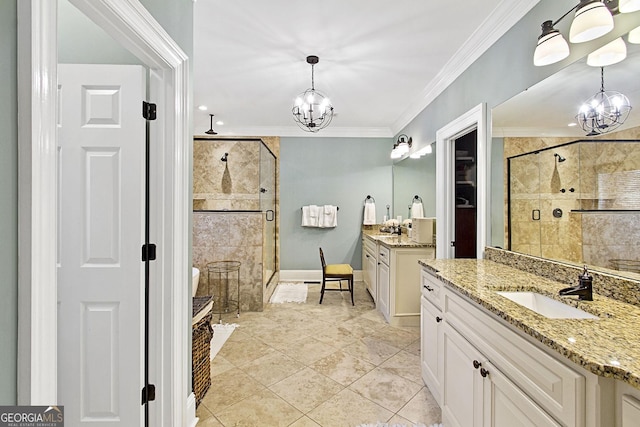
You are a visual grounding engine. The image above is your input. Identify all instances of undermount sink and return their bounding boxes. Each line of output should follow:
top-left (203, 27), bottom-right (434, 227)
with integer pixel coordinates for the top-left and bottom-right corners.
top-left (496, 292), bottom-right (598, 319)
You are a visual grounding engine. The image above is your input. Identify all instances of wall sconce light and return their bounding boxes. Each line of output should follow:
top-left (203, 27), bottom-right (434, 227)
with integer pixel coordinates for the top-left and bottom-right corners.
top-left (390, 134), bottom-right (412, 159)
top-left (533, 0), bottom-right (635, 67)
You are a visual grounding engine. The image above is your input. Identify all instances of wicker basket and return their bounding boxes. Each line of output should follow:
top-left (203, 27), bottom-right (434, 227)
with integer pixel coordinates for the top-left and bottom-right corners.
top-left (192, 296), bottom-right (213, 407)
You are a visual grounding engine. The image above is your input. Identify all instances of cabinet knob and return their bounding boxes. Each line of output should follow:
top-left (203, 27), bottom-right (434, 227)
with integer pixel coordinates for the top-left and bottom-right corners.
top-left (436, 316), bottom-right (443, 323)
top-left (473, 360), bottom-right (481, 369)
top-left (366, 254), bottom-right (370, 258)
top-left (480, 368), bottom-right (489, 378)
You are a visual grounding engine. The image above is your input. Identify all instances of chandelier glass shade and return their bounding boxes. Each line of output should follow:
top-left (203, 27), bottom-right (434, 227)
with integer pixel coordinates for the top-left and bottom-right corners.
top-left (292, 56), bottom-right (334, 133)
top-left (575, 67), bottom-right (632, 136)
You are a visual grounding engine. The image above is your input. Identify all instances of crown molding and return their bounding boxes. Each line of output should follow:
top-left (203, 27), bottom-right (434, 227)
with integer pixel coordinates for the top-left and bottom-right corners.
top-left (391, 0), bottom-right (541, 135)
top-left (204, 125), bottom-right (395, 138)
top-left (492, 126), bottom-right (586, 138)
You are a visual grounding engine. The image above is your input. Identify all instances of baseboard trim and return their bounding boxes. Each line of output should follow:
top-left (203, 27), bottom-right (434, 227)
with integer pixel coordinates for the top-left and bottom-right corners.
top-left (186, 393), bottom-right (197, 427)
top-left (280, 270), bottom-right (363, 282)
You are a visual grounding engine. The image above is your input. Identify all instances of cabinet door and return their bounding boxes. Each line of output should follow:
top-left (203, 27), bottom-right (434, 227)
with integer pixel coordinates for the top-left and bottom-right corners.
top-left (421, 295), bottom-right (442, 405)
top-left (483, 361), bottom-right (561, 427)
top-left (365, 248), bottom-right (378, 302)
top-left (442, 323), bottom-right (485, 427)
top-left (377, 261), bottom-right (390, 321)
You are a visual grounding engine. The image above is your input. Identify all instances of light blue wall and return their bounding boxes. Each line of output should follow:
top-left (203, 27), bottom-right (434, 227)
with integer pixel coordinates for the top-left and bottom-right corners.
top-left (280, 137), bottom-right (392, 270)
top-left (0, 0), bottom-right (18, 405)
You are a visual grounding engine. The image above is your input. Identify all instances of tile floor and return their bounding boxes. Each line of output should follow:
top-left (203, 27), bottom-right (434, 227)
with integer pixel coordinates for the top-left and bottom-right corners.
top-left (195, 281), bottom-right (442, 427)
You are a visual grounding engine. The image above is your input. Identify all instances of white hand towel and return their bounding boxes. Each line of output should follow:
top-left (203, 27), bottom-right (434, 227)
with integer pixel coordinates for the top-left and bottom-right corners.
top-left (320, 205), bottom-right (338, 228)
top-left (363, 203), bottom-right (376, 225)
top-left (302, 205), bottom-right (320, 227)
top-left (411, 202), bottom-right (424, 219)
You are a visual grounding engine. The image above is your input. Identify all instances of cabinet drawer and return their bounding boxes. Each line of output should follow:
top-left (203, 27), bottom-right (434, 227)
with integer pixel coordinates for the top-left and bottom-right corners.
top-left (444, 289), bottom-right (584, 427)
top-left (363, 236), bottom-right (377, 254)
top-left (421, 268), bottom-right (442, 307)
top-left (378, 245), bottom-right (391, 265)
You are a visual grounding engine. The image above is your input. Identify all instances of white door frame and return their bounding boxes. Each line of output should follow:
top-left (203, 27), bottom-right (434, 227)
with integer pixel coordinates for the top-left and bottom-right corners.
top-left (435, 103), bottom-right (490, 259)
top-left (17, 0), bottom-right (193, 425)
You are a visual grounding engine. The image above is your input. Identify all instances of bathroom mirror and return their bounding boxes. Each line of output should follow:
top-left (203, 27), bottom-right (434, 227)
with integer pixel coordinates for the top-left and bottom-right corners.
top-left (392, 148), bottom-right (436, 221)
top-left (492, 33), bottom-right (640, 280)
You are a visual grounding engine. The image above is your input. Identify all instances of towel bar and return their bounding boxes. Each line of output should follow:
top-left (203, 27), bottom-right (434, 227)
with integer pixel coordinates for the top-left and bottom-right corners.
top-left (364, 195), bottom-right (376, 204)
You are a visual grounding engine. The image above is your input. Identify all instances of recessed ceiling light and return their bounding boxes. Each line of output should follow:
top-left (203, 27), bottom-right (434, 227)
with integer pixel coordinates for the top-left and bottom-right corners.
top-left (568, 122), bottom-right (577, 127)
top-left (216, 120), bottom-right (224, 126)
top-left (198, 105), bottom-right (208, 111)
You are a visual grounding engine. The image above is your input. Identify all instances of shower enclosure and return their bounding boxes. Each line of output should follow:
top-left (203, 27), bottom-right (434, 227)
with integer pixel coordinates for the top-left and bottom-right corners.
top-left (508, 139), bottom-right (640, 274)
top-left (192, 137), bottom-right (277, 311)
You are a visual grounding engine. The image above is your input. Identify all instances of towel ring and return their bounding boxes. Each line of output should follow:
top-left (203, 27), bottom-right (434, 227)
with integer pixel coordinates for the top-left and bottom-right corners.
top-left (365, 195), bottom-right (376, 204)
top-left (412, 195), bottom-right (423, 203)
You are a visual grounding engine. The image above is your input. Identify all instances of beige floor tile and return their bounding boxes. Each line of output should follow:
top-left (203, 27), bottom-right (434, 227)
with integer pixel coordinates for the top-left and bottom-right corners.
top-left (403, 339), bottom-right (421, 356)
top-left (397, 386), bottom-right (442, 425)
top-left (379, 349), bottom-right (424, 385)
top-left (214, 389), bottom-right (302, 427)
top-left (306, 388), bottom-right (394, 427)
top-left (241, 350), bottom-right (305, 386)
top-left (200, 368), bottom-right (266, 413)
top-left (217, 336), bottom-right (274, 366)
top-left (274, 336), bottom-right (338, 366)
top-left (386, 413), bottom-right (417, 426)
top-left (270, 367), bottom-right (344, 413)
top-left (310, 350), bottom-right (376, 387)
top-left (195, 403), bottom-right (213, 422)
top-left (342, 337), bottom-right (401, 366)
top-left (287, 415), bottom-right (321, 426)
top-left (371, 325), bottom-right (420, 348)
top-left (210, 354), bottom-right (235, 378)
top-left (348, 367), bottom-right (423, 413)
top-left (195, 414), bottom-right (224, 427)
top-left (314, 325), bottom-right (360, 349)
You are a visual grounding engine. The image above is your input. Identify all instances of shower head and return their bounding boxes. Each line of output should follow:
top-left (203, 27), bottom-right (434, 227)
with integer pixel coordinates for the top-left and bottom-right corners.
top-left (554, 153), bottom-right (566, 163)
top-left (221, 153), bottom-right (228, 162)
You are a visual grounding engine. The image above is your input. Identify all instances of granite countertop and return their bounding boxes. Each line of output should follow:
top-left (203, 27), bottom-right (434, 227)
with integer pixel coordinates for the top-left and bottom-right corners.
top-left (363, 230), bottom-right (435, 249)
top-left (418, 258), bottom-right (640, 390)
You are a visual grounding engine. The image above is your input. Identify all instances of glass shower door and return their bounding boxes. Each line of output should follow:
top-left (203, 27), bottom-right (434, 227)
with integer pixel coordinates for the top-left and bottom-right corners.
top-left (259, 142), bottom-right (276, 287)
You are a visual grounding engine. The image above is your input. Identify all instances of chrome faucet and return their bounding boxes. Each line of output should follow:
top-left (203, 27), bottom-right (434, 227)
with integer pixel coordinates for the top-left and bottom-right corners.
top-left (559, 265), bottom-right (593, 301)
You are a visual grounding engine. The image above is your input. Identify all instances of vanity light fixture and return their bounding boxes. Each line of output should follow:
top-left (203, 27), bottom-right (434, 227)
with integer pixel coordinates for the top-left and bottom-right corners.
top-left (390, 134), bottom-right (412, 159)
top-left (575, 67), bottom-right (632, 136)
top-left (587, 37), bottom-right (627, 66)
top-left (533, 0), bottom-right (628, 66)
top-left (205, 113), bottom-right (218, 135)
top-left (292, 55), bottom-right (334, 133)
top-left (620, 0), bottom-right (640, 13)
top-left (410, 144), bottom-right (433, 159)
top-left (629, 25), bottom-right (640, 43)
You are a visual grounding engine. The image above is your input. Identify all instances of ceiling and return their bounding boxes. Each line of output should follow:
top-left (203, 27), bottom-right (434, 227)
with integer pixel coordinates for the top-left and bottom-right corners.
top-left (192, 0), bottom-right (538, 138)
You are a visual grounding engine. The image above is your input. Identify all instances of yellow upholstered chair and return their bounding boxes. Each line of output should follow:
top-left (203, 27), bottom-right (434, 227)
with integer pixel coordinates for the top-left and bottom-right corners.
top-left (319, 247), bottom-right (354, 305)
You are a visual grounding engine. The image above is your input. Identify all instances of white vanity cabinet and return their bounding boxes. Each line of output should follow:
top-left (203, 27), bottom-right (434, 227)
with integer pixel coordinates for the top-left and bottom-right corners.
top-left (421, 266), bottom-right (588, 427)
top-left (362, 237), bottom-right (378, 301)
top-left (377, 245), bottom-right (391, 320)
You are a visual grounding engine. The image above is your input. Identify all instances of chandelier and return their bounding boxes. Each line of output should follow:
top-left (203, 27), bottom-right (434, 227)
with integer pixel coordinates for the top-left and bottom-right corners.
top-left (292, 55), bottom-right (334, 132)
top-left (575, 67), bottom-right (632, 136)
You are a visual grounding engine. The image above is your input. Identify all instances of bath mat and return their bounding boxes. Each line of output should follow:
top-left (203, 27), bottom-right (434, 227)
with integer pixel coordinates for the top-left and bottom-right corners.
top-left (270, 282), bottom-right (308, 304)
top-left (210, 323), bottom-right (236, 360)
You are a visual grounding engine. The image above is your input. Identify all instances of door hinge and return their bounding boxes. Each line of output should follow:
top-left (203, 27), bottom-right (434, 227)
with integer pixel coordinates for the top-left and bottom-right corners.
top-left (141, 384), bottom-right (156, 405)
top-left (142, 101), bottom-right (157, 121)
top-left (142, 243), bottom-right (157, 262)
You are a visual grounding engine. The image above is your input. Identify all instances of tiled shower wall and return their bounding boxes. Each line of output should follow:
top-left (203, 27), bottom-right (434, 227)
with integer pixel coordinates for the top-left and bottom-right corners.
top-left (504, 126), bottom-right (640, 271)
top-left (192, 212), bottom-right (264, 311)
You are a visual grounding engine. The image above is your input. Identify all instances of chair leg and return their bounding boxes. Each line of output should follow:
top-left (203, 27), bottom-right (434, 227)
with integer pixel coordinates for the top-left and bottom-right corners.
top-left (319, 280), bottom-right (325, 304)
top-left (350, 277), bottom-right (354, 306)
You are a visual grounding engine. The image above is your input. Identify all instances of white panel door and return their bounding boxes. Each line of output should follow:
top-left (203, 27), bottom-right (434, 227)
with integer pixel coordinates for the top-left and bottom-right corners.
top-left (58, 64), bottom-right (145, 426)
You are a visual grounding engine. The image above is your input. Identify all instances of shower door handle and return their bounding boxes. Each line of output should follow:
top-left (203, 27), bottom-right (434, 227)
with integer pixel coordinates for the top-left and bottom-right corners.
top-left (532, 209), bottom-right (540, 221)
top-left (266, 210), bottom-right (274, 221)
